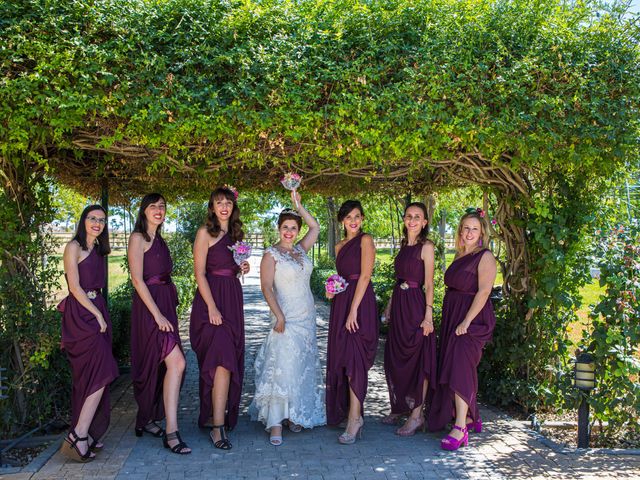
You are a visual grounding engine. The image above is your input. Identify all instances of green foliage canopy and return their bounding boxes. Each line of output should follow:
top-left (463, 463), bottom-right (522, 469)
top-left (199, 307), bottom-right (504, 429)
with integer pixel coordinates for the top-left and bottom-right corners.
top-left (1, 0), bottom-right (638, 198)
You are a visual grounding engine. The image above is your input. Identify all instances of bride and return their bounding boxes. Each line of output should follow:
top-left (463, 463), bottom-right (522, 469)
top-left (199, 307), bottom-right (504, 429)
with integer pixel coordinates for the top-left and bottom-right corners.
top-left (249, 191), bottom-right (326, 445)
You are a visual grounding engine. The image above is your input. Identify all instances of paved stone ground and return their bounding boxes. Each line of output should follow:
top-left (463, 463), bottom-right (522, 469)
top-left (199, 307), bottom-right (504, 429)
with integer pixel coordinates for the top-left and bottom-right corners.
top-left (3, 249), bottom-right (640, 479)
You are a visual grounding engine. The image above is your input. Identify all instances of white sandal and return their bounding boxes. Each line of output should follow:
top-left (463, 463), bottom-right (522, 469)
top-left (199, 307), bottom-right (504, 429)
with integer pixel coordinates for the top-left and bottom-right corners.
top-left (269, 426), bottom-right (283, 446)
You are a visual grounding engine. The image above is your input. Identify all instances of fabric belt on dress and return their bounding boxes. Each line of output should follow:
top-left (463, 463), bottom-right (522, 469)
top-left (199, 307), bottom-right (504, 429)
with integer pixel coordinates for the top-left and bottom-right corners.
top-left (56, 289), bottom-right (100, 313)
top-left (397, 279), bottom-right (422, 289)
top-left (145, 274), bottom-right (172, 286)
top-left (346, 274), bottom-right (360, 280)
top-left (209, 269), bottom-right (237, 278)
top-left (446, 287), bottom-right (476, 296)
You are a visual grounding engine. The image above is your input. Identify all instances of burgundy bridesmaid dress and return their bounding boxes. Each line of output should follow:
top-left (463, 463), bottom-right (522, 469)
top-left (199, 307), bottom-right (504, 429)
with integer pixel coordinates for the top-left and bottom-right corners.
top-left (326, 233), bottom-right (378, 426)
top-left (384, 243), bottom-right (437, 415)
top-left (189, 233), bottom-right (244, 429)
top-left (61, 248), bottom-right (119, 441)
top-left (427, 249), bottom-right (496, 432)
top-left (131, 236), bottom-right (181, 430)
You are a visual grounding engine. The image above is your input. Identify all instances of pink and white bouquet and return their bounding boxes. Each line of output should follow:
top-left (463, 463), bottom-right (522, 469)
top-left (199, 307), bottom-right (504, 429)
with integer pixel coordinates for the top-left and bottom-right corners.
top-left (280, 172), bottom-right (302, 190)
top-left (280, 172), bottom-right (302, 208)
top-left (228, 241), bottom-right (252, 282)
top-left (325, 274), bottom-right (349, 295)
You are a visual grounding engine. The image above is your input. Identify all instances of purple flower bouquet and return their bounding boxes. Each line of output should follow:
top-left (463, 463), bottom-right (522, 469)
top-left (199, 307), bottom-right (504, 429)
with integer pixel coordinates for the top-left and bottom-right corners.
top-left (229, 241), bottom-right (252, 282)
top-left (325, 274), bottom-right (349, 295)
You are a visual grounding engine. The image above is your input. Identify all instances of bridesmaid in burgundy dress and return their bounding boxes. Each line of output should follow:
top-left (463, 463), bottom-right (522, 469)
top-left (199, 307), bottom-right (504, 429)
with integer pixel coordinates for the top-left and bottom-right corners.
top-left (59, 205), bottom-right (118, 462)
top-left (383, 202), bottom-right (436, 436)
top-left (190, 186), bottom-right (250, 450)
top-left (129, 193), bottom-right (190, 454)
top-left (428, 208), bottom-right (497, 450)
top-left (326, 200), bottom-right (378, 445)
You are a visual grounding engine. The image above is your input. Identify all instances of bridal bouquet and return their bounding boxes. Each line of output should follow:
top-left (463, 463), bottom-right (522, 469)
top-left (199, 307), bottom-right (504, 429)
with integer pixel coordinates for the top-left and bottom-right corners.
top-left (229, 241), bottom-right (252, 282)
top-left (325, 274), bottom-right (348, 295)
top-left (280, 172), bottom-right (302, 208)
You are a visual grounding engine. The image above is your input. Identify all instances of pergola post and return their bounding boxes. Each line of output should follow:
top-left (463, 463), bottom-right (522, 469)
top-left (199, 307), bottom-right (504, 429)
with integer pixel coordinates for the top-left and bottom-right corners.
top-left (101, 176), bottom-right (109, 307)
top-left (439, 209), bottom-right (447, 272)
top-left (326, 196), bottom-right (337, 259)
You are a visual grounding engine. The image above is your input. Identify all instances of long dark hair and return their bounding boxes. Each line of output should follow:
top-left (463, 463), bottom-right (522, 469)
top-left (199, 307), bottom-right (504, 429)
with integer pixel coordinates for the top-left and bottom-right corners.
top-left (206, 187), bottom-right (244, 242)
top-left (133, 193), bottom-right (166, 242)
top-left (72, 205), bottom-right (111, 256)
top-left (337, 200), bottom-right (365, 237)
top-left (401, 202), bottom-right (430, 247)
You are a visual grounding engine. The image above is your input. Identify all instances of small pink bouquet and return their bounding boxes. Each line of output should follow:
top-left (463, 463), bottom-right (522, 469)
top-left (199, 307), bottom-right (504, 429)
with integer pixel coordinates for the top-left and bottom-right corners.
top-left (280, 172), bottom-right (302, 208)
top-left (325, 274), bottom-right (349, 295)
top-left (229, 241), bottom-right (252, 282)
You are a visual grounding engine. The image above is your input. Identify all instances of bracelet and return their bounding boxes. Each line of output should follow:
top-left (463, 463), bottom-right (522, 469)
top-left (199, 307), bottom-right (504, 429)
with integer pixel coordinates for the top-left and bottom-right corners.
top-left (426, 304), bottom-right (433, 309)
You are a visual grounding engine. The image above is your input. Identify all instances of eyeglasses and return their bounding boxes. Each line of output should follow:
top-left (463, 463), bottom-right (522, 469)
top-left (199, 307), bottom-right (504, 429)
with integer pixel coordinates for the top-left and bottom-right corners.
top-left (87, 216), bottom-right (106, 225)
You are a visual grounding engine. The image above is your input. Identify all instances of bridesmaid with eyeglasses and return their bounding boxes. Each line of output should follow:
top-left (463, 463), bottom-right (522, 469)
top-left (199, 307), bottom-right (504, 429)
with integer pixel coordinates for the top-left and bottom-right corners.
top-left (59, 205), bottom-right (118, 463)
top-left (129, 193), bottom-right (190, 454)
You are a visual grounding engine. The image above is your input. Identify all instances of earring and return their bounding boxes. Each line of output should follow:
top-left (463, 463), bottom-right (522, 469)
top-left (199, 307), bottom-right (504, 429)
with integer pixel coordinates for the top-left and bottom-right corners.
top-left (478, 239), bottom-right (483, 247)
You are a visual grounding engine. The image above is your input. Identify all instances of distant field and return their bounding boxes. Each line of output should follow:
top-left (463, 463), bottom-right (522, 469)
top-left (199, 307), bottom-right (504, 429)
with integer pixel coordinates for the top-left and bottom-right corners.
top-left (375, 247), bottom-right (603, 340)
top-left (376, 248), bottom-right (503, 285)
top-left (49, 246), bottom-right (603, 341)
top-left (51, 250), bottom-right (130, 299)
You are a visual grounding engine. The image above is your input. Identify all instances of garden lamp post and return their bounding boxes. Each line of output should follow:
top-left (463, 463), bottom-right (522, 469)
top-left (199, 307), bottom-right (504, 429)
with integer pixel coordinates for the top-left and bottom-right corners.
top-left (574, 352), bottom-right (596, 448)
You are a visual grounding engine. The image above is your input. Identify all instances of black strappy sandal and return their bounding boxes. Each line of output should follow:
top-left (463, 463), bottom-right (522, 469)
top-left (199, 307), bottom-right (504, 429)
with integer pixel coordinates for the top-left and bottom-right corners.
top-left (162, 431), bottom-right (191, 455)
top-left (89, 438), bottom-right (104, 452)
top-left (60, 429), bottom-right (95, 463)
top-left (210, 425), bottom-right (232, 450)
top-left (135, 421), bottom-right (165, 438)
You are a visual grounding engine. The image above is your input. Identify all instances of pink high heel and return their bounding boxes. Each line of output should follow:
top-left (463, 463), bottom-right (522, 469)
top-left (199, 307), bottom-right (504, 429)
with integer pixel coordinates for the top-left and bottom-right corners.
top-left (440, 425), bottom-right (468, 451)
top-left (467, 418), bottom-right (482, 433)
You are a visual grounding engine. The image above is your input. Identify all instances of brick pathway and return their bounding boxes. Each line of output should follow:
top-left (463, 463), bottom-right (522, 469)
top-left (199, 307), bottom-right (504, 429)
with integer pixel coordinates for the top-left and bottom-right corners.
top-left (3, 249), bottom-right (640, 479)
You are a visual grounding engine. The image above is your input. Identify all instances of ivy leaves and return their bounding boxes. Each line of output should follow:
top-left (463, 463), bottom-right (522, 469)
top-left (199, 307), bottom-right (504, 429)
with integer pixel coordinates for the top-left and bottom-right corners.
top-left (0, 0), bottom-right (637, 195)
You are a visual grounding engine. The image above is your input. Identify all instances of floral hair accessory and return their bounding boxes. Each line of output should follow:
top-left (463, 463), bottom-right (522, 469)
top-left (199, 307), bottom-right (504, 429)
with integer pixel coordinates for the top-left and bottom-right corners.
top-left (223, 184), bottom-right (239, 200)
top-left (465, 207), bottom-right (486, 218)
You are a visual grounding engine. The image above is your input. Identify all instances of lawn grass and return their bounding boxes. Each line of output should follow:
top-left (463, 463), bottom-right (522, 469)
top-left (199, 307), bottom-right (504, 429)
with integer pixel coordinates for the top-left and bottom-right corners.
top-left (107, 251), bottom-right (130, 289)
top-left (376, 248), bottom-right (503, 285)
top-left (50, 250), bottom-right (130, 298)
top-left (51, 246), bottom-right (602, 343)
top-left (376, 247), bottom-right (603, 343)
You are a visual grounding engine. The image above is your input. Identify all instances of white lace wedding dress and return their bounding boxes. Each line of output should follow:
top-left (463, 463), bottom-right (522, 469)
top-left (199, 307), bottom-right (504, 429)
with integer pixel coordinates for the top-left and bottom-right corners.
top-left (249, 245), bottom-right (326, 429)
